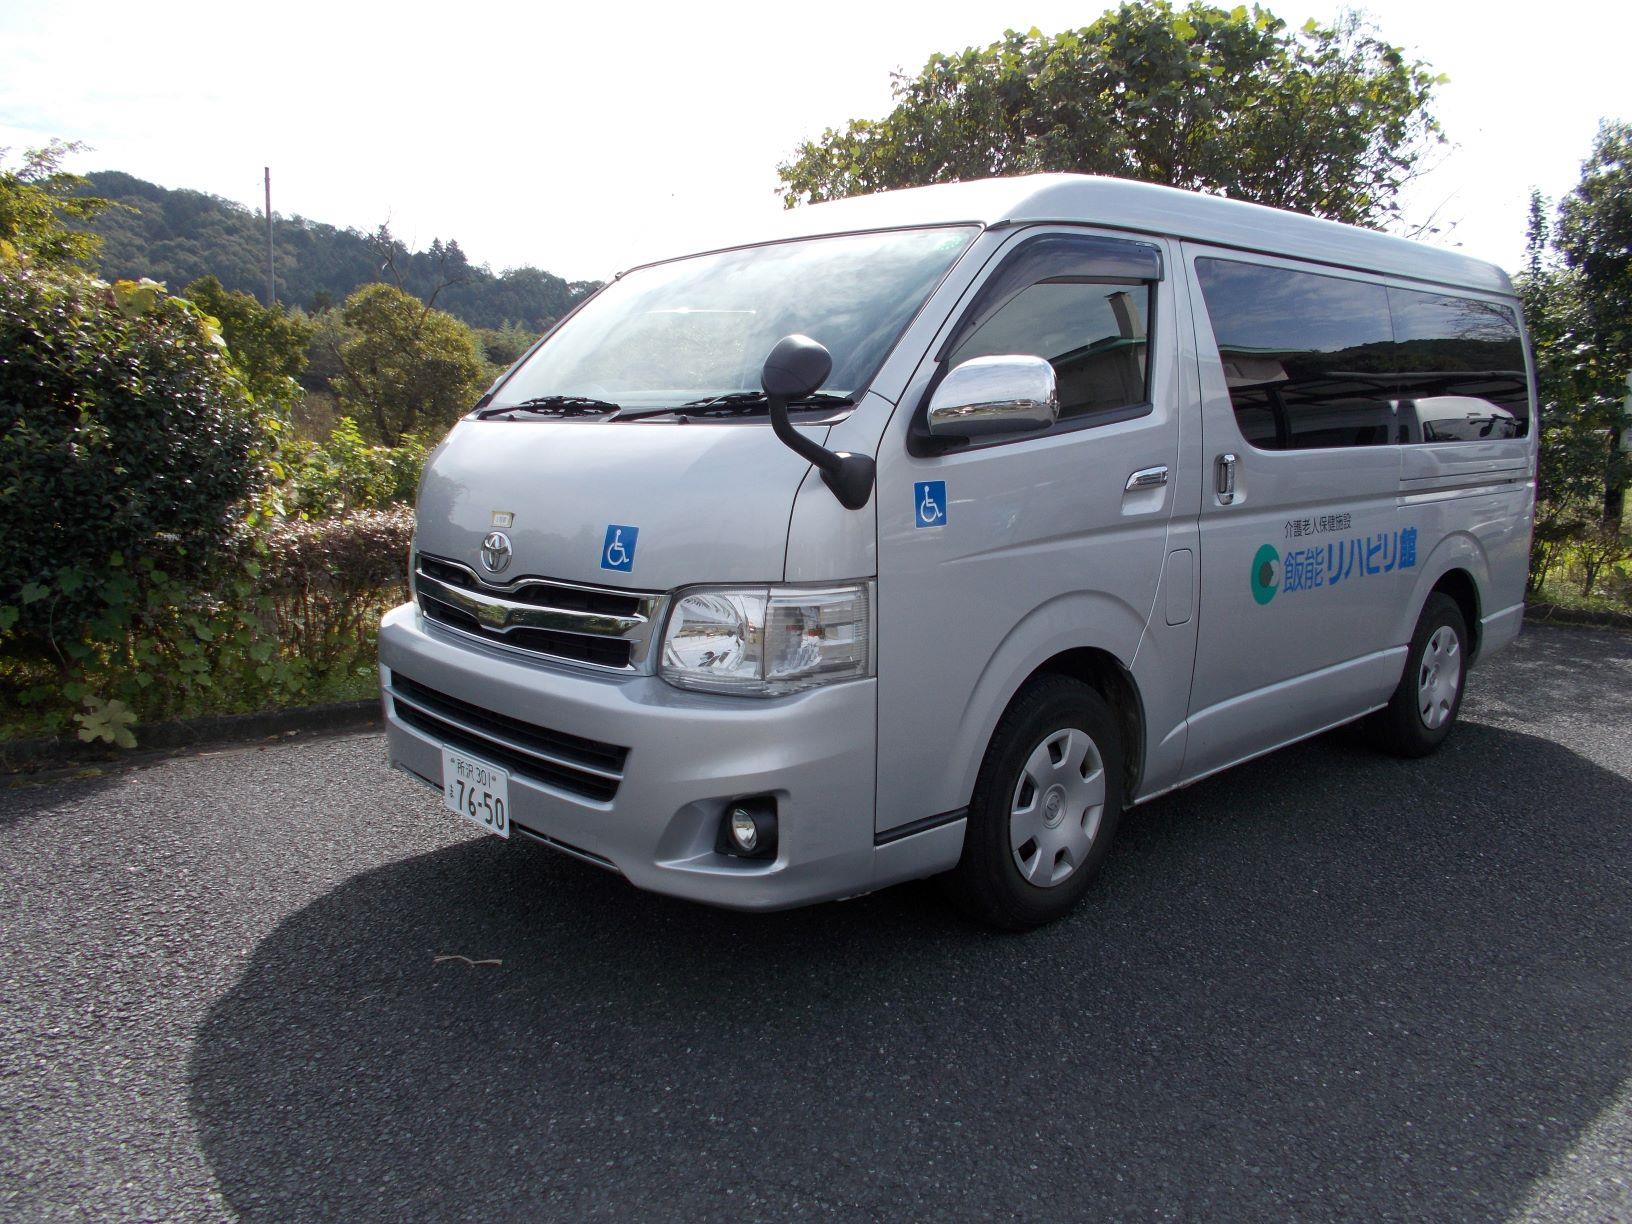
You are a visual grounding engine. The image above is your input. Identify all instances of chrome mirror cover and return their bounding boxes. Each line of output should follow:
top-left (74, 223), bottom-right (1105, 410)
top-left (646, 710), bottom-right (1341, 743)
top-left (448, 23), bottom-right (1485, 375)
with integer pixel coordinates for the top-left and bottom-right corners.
top-left (926, 355), bottom-right (1060, 438)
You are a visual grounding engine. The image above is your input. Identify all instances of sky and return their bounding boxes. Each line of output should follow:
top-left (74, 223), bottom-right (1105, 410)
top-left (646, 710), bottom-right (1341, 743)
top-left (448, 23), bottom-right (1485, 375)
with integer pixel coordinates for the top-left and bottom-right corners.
top-left (1, 0), bottom-right (1626, 282)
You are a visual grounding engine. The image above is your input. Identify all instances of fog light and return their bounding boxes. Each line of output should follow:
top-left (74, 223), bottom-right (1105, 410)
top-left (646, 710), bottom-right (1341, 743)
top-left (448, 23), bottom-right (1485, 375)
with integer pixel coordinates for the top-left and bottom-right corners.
top-left (729, 810), bottom-right (759, 852)
top-left (716, 798), bottom-right (777, 860)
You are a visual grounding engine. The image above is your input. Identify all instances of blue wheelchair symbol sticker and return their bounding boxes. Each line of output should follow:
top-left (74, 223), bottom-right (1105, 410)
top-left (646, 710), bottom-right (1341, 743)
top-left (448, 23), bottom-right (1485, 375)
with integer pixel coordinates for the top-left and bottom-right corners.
top-left (914, 481), bottom-right (947, 529)
top-left (601, 524), bottom-right (638, 572)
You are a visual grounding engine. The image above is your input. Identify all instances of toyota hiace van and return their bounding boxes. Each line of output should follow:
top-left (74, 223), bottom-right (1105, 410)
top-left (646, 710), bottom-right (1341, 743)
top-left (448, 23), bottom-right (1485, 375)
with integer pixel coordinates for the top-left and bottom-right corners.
top-left (380, 175), bottom-right (1536, 928)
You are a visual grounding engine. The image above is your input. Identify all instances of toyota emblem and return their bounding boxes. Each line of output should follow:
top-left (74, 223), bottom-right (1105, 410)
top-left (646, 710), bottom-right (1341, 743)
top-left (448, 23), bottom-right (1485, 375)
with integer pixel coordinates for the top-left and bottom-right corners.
top-left (479, 530), bottom-right (513, 574)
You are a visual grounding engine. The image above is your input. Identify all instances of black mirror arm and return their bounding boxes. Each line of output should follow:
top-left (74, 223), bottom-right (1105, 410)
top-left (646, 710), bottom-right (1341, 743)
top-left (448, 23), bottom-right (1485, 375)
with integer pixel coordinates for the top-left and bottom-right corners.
top-left (767, 395), bottom-right (876, 511)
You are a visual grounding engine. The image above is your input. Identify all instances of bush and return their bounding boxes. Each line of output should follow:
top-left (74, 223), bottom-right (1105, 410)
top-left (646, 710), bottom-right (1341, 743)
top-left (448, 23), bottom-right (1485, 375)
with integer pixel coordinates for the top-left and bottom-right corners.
top-left (1, 509), bottom-right (413, 743)
top-left (182, 275), bottom-right (313, 410)
top-left (0, 263), bottom-right (262, 649)
top-left (1573, 526), bottom-right (1632, 599)
top-left (257, 509), bottom-right (413, 669)
top-left (282, 417), bottom-right (428, 516)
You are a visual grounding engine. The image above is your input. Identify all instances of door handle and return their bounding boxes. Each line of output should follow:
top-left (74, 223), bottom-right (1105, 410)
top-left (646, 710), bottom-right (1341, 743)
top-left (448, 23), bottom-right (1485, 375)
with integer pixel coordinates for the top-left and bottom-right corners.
top-left (1125, 465), bottom-right (1170, 491)
top-left (1215, 452), bottom-right (1238, 505)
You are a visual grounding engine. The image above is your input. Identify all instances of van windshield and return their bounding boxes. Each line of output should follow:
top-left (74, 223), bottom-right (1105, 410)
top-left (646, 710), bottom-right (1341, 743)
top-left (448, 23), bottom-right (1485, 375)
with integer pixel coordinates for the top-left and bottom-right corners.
top-left (485, 227), bottom-right (978, 417)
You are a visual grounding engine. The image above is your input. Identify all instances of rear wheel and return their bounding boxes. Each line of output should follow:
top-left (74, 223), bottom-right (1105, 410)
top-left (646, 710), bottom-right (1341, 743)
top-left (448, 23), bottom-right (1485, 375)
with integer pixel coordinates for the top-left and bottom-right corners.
top-left (943, 675), bottom-right (1124, 930)
top-left (1366, 592), bottom-right (1469, 757)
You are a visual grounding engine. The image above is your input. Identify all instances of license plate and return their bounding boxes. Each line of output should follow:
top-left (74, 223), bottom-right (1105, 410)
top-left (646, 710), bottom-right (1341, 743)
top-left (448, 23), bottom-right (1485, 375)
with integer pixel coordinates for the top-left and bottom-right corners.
top-left (441, 747), bottom-right (510, 838)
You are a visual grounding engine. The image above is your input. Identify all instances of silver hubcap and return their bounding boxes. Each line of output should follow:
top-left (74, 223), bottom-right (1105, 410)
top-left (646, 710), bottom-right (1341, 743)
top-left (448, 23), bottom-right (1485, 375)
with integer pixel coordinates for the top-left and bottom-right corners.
top-left (1417, 625), bottom-right (1462, 730)
top-left (1010, 728), bottom-right (1105, 888)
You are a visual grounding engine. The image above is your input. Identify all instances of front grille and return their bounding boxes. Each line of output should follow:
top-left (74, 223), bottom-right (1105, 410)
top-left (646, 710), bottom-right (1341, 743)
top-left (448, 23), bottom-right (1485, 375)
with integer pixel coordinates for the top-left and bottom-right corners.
top-left (419, 599), bottom-right (634, 667)
top-left (389, 671), bottom-right (628, 802)
top-left (413, 554), bottom-right (660, 671)
top-left (418, 555), bottom-right (478, 590)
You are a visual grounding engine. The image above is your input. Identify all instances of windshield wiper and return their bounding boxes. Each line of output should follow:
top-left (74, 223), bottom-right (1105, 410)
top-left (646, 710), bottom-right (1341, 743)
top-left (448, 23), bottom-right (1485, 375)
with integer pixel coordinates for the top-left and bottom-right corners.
top-left (477, 395), bottom-right (622, 420)
top-left (666, 390), bottom-right (855, 418)
top-left (595, 391), bottom-right (854, 424)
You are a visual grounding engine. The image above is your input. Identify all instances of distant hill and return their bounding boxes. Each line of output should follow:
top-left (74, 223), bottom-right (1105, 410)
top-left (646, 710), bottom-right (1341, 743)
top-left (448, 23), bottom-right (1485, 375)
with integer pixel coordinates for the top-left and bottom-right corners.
top-left (79, 171), bottom-right (599, 331)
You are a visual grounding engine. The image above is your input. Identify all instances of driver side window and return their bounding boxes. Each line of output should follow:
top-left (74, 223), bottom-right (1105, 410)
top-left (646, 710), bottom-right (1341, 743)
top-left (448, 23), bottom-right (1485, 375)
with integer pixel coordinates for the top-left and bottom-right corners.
top-left (947, 280), bottom-right (1152, 420)
top-left (940, 232), bottom-right (1161, 427)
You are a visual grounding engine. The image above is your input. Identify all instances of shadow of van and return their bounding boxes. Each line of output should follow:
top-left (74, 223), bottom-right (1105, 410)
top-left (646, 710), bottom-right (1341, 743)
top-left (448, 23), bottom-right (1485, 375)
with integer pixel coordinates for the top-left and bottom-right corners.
top-left (186, 721), bottom-right (1632, 1220)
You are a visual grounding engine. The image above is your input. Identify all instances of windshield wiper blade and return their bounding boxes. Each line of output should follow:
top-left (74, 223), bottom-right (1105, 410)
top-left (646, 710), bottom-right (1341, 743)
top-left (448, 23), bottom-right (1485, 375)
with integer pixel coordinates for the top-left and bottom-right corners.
top-left (672, 390), bottom-right (855, 416)
top-left (604, 404), bottom-right (692, 422)
top-left (604, 391), bottom-right (855, 424)
top-left (477, 395), bottom-right (621, 419)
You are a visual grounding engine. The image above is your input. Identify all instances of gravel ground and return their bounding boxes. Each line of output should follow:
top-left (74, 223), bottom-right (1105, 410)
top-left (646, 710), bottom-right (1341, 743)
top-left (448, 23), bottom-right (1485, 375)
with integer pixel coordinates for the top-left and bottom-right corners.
top-left (2, 623), bottom-right (1630, 1221)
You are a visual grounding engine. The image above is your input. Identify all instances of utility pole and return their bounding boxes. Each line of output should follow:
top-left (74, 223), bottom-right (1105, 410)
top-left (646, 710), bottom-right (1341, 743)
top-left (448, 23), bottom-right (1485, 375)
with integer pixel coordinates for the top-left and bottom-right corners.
top-left (263, 166), bottom-right (276, 308)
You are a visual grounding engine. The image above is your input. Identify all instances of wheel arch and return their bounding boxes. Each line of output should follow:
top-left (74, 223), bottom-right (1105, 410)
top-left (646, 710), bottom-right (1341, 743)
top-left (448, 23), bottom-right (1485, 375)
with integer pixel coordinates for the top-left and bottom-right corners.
top-left (943, 592), bottom-right (1153, 819)
top-left (1403, 530), bottom-right (1490, 663)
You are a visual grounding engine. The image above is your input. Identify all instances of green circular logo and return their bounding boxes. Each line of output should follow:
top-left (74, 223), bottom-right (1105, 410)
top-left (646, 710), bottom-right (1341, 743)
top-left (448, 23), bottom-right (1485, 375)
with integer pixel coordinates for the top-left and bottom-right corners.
top-left (1250, 544), bottom-right (1281, 605)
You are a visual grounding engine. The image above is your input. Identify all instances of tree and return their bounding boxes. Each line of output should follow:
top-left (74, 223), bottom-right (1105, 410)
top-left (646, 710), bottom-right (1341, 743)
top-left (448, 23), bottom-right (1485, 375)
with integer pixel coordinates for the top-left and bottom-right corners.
top-left (1518, 194), bottom-right (1607, 589)
top-left (1556, 120), bottom-right (1632, 524)
top-left (475, 321), bottom-right (540, 370)
top-left (0, 140), bottom-right (113, 267)
top-left (331, 283), bottom-right (488, 445)
top-left (183, 275), bottom-right (314, 409)
top-left (778, 3), bottom-right (1441, 228)
top-left (299, 307), bottom-right (349, 393)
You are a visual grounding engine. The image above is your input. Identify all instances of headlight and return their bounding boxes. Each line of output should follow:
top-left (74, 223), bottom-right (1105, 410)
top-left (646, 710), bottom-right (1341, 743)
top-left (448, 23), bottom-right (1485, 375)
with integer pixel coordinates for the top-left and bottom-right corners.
top-left (660, 584), bottom-right (871, 696)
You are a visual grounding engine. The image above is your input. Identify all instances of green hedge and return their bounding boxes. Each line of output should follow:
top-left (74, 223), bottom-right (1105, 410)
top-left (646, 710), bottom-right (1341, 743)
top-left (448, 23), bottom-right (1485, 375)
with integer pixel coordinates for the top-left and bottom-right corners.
top-left (1, 508), bottom-right (413, 747)
top-left (0, 266), bottom-right (262, 647)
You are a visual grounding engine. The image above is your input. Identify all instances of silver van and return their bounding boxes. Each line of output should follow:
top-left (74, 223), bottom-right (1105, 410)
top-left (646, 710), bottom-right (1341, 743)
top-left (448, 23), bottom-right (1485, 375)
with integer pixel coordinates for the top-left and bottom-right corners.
top-left (380, 175), bottom-right (1536, 929)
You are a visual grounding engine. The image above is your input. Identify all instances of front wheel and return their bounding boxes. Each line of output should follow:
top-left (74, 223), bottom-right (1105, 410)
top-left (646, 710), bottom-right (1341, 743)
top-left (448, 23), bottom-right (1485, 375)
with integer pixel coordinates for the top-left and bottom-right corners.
top-left (942, 675), bottom-right (1125, 930)
top-left (1366, 592), bottom-right (1469, 757)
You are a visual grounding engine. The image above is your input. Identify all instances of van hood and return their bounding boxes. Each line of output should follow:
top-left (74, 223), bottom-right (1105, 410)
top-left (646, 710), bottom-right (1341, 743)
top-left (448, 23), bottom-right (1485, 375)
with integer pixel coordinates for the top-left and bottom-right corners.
top-left (414, 418), bottom-right (827, 590)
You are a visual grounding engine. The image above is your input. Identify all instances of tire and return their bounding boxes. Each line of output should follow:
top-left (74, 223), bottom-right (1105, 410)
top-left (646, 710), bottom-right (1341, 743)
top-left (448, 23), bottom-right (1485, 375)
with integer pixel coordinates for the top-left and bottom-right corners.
top-left (942, 675), bottom-right (1125, 930)
top-left (1366, 592), bottom-right (1469, 758)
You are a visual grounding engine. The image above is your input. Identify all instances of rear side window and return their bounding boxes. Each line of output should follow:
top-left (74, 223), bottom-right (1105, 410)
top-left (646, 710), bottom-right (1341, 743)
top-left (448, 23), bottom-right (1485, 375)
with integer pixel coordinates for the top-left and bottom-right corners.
top-left (1194, 259), bottom-right (1396, 450)
top-left (1386, 288), bottom-right (1529, 442)
top-left (1196, 257), bottom-right (1531, 450)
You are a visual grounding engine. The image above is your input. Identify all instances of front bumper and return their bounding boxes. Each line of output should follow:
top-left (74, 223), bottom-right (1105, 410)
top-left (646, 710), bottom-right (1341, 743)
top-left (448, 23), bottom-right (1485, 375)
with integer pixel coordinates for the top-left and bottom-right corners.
top-left (378, 602), bottom-right (884, 909)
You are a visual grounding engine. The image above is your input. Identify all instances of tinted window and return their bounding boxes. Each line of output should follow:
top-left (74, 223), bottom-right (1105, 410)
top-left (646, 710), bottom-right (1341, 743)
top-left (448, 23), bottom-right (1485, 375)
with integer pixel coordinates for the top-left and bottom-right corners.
top-left (1387, 288), bottom-right (1529, 441)
top-left (947, 279), bottom-right (1152, 420)
top-left (1195, 258), bottom-right (1397, 450)
top-left (1196, 258), bottom-right (1532, 450)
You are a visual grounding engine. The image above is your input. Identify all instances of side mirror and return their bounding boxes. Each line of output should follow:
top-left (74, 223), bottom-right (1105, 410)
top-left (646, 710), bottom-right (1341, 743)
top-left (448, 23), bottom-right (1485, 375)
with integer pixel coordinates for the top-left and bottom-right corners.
top-left (759, 334), bottom-right (875, 511)
top-left (927, 355), bottom-right (1059, 439)
top-left (762, 334), bottom-right (833, 401)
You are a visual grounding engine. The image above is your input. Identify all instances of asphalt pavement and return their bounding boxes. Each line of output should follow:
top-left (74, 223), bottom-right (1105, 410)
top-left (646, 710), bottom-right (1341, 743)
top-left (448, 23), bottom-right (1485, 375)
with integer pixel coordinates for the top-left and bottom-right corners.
top-left (3, 623), bottom-right (1631, 1221)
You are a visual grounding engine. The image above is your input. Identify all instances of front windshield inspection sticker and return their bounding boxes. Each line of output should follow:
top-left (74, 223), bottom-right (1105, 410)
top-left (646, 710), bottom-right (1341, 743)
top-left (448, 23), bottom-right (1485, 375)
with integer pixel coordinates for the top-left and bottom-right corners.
top-left (601, 524), bottom-right (638, 572)
top-left (915, 481), bottom-right (948, 529)
top-left (1251, 526), bottom-right (1417, 605)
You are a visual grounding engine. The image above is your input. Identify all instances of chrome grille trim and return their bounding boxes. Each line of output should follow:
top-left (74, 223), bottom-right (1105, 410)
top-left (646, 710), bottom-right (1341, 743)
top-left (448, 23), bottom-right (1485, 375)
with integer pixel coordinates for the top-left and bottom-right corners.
top-left (414, 554), bottom-right (664, 672)
top-left (419, 570), bottom-right (646, 636)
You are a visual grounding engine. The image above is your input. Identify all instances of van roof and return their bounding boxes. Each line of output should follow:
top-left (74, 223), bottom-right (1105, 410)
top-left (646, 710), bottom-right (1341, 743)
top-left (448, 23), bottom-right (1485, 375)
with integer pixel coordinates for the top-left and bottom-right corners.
top-left (713, 174), bottom-right (1513, 296)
